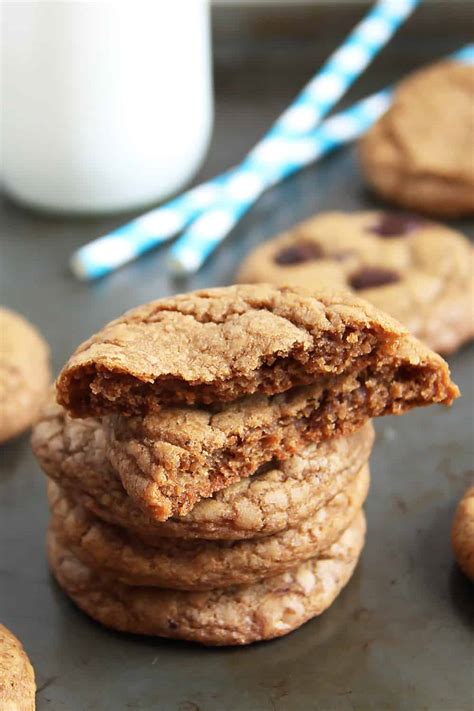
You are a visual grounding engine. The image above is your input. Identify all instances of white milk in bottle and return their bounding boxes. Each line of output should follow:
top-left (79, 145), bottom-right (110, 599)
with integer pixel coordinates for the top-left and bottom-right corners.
top-left (1, 0), bottom-right (213, 213)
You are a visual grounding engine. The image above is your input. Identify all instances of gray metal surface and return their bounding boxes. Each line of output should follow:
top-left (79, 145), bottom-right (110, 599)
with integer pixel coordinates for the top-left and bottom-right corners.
top-left (1, 5), bottom-right (473, 709)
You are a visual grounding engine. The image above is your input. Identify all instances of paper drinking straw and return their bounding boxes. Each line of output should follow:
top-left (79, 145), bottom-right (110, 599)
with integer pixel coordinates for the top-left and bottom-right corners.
top-left (71, 0), bottom-right (418, 281)
top-left (70, 175), bottom-right (232, 280)
top-left (168, 41), bottom-right (473, 275)
top-left (167, 90), bottom-right (393, 274)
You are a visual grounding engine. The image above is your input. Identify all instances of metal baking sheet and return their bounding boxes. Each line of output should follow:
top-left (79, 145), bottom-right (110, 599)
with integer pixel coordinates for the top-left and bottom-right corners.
top-left (1, 5), bottom-right (472, 709)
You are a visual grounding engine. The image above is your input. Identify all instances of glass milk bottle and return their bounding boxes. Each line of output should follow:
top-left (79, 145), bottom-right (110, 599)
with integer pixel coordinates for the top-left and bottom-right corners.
top-left (1, 0), bottom-right (213, 214)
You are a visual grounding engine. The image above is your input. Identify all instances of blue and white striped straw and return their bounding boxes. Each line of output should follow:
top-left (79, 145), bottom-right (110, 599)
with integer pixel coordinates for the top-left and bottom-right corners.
top-left (257, 0), bottom-right (418, 138)
top-left (168, 90), bottom-right (393, 273)
top-left (70, 177), bottom-right (230, 280)
top-left (169, 41), bottom-right (473, 275)
top-left (71, 0), bottom-right (418, 281)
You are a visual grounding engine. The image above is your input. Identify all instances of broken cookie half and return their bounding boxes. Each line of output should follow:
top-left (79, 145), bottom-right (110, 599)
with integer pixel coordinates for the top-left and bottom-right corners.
top-left (56, 284), bottom-right (458, 416)
top-left (53, 285), bottom-right (458, 521)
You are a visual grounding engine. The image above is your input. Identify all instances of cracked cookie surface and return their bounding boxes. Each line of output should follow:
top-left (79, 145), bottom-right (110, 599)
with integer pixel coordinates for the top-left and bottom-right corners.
top-left (359, 61), bottom-right (474, 217)
top-left (48, 512), bottom-right (366, 646)
top-left (48, 464), bottom-right (369, 590)
top-left (237, 211), bottom-right (474, 354)
top-left (32, 398), bottom-right (374, 539)
top-left (52, 286), bottom-right (457, 520)
top-left (46, 284), bottom-right (458, 524)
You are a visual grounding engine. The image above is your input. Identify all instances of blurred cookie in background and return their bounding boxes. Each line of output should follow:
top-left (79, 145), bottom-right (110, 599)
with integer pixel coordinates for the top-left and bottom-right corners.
top-left (452, 485), bottom-right (474, 582)
top-left (236, 210), bottom-right (474, 355)
top-left (358, 60), bottom-right (474, 217)
top-left (0, 623), bottom-right (36, 710)
top-left (0, 307), bottom-right (51, 444)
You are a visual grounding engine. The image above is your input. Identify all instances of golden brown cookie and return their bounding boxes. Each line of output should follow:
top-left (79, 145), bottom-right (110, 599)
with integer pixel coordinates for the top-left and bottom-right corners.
top-left (0, 307), bottom-right (51, 444)
top-left (48, 463), bottom-right (369, 590)
top-left (48, 511), bottom-right (366, 646)
top-left (53, 285), bottom-right (457, 520)
top-left (359, 60), bottom-right (474, 217)
top-left (451, 485), bottom-right (474, 581)
top-left (32, 398), bottom-right (374, 540)
top-left (0, 623), bottom-right (36, 710)
top-left (237, 211), bottom-right (474, 354)
top-left (56, 284), bottom-right (457, 417)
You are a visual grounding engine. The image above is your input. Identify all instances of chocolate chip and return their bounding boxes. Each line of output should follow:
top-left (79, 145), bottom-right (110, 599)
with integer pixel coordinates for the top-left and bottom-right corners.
top-left (274, 241), bottom-right (323, 265)
top-left (350, 267), bottom-right (400, 290)
top-left (370, 212), bottom-right (423, 238)
top-left (168, 619), bottom-right (178, 629)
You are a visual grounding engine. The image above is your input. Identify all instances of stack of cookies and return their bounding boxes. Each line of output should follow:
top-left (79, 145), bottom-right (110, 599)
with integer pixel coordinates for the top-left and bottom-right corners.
top-left (32, 285), bottom-right (458, 645)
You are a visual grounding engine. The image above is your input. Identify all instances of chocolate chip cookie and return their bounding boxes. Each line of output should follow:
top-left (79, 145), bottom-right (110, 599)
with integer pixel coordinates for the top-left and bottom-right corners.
top-left (359, 60), bottom-right (474, 217)
top-left (0, 623), bottom-right (36, 710)
top-left (0, 307), bottom-right (51, 444)
top-left (237, 212), bottom-right (474, 354)
top-left (32, 398), bottom-right (374, 539)
top-left (47, 512), bottom-right (366, 646)
top-left (451, 485), bottom-right (474, 581)
top-left (48, 463), bottom-right (368, 590)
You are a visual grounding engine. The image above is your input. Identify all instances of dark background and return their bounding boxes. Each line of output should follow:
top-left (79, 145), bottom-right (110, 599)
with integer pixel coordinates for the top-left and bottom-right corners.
top-left (1, 3), bottom-right (473, 709)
